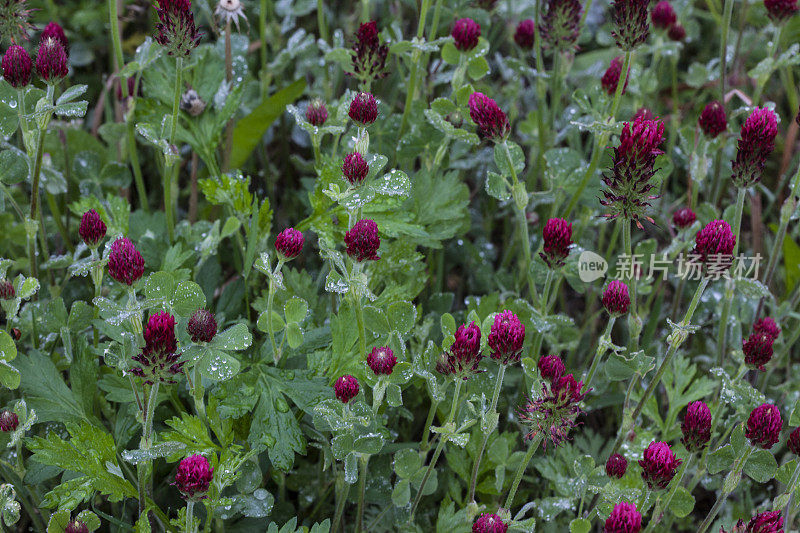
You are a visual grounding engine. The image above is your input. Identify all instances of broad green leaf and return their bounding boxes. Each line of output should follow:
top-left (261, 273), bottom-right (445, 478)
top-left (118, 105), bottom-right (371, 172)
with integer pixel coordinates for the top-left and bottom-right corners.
top-left (211, 323), bottom-right (252, 351)
top-left (284, 297), bottom-right (308, 324)
top-left (744, 449), bottom-right (778, 483)
top-left (669, 486), bottom-right (695, 517)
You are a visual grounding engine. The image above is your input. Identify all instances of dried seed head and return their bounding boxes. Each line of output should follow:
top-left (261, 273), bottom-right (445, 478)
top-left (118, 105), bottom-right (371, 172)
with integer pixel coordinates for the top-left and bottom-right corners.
top-left (602, 280), bottom-right (630, 316)
top-left (605, 453), bottom-right (628, 478)
top-left (451, 18), bottom-right (481, 51)
top-left (334, 375), bottom-right (359, 403)
top-left (180, 88), bottom-right (206, 116)
top-left (107, 237), bottom-right (145, 286)
top-left (215, 0), bottom-right (246, 31)
top-left (732, 107), bottom-right (778, 188)
top-left (1, 44), bottom-right (32, 87)
top-left (514, 19), bottom-right (535, 50)
top-left (468, 92), bottom-right (510, 142)
top-left (188, 309), bottom-right (217, 343)
top-left (604, 501), bottom-right (642, 533)
top-left (682, 401), bottom-right (712, 453)
top-left (611, 0), bottom-right (650, 51)
top-left (540, 217), bottom-right (573, 268)
top-left (78, 209), bottom-right (106, 247)
top-left (487, 310), bottom-right (525, 365)
top-left (174, 454), bottom-right (213, 500)
top-left (342, 152), bottom-right (369, 185)
top-left (638, 441), bottom-right (681, 490)
top-left (746, 403), bottom-right (782, 449)
top-left (345, 219), bottom-right (380, 262)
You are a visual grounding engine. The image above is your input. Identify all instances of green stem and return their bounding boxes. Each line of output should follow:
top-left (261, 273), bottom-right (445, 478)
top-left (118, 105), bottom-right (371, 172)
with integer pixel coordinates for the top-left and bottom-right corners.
top-left (762, 165), bottom-right (800, 289)
top-left (397, 0), bottom-right (432, 139)
top-left (355, 455), bottom-right (369, 533)
top-left (609, 51), bottom-right (632, 120)
top-left (503, 434), bottom-right (543, 510)
top-left (262, 0), bottom-right (272, 98)
top-left (716, 188), bottom-right (745, 364)
top-left (420, 399), bottom-right (439, 451)
top-left (783, 462), bottom-right (800, 526)
top-left (128, 122), bottom-right (149, 212)
top-left (331, 473), bottom-right (350, 533)
top-left (137, 382), bottom-right (159, 514)
top-left (583, 318), bottom-right (615, 390)
top-left (531, 5), bottom-right (549, 185)
top-left (353, 291), bottom-right (367, 358)
top-left (564, 135), bottom-right (606, 216)
top-left (531, 270), bottom-right (554, 357)
top-left (27, 120), bottom-right (47, 281)
top-left (622, 219), bottom-right (640, 354)
top-left (165, 57), bottom-right (183, 243)
top-left (266, 273), bottom-right (279, 362)
top-left (468, 364), bottom-right (507, 502)
top-left (185, 500), bottom-right (195, 533)
top-left (719, 0), bottom-right (734, 101)
top-left (752, 24), bottom-right (782, 104)
top-left (644, 455), bottom-right (692, 532)
top-left (503, 141), bottom-right (538, 305)
top-left (697, 447), bottom-right (754, 533)
top-left (45, 192), bottom-right (73, 253)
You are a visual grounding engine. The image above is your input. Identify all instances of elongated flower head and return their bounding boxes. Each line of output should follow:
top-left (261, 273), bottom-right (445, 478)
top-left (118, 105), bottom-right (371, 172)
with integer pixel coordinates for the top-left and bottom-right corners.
top-left (605, 501), bottom-right (642, 533)
top-left (188, 309), bottom-right (217, 343)
top-left (0, 0), bottom-right (34, 44)
top-left (305, 99), bottom-right (328, 126)
top-left (154, 0), bottom-right (201, 56)
top-left (36, 36), bottom-right (67, 82)
top-left (468, 92), bottom-right (510, 142)
top-left (351, 21), bottom-right (388, 82)
top-left (743, 331), bottom-right (774, 371)
top-left (2, 44), bottom-right (31, 87)
top-left (668, 23), bottom-right (685, 41)
top-left (132, 311), bottom-right (182, 384)
top-left (437, 321), bottom-right (483, 379)
top-left (672, 207), bottom-right (696, 228)
top-left (345, 219), bottom-right (380, 262)
top-left (606, 453), bottom-right (628, 478)
top-left (601, 115), bottom-right (664, 223)
top-left (639, 441), bottom-right (681, 490)
top-left (765, 0), bottom-right (798, 21)
top-left (788, 427), bottom-right (800, 455)
top-left (472, 514), bottom-right (508, 533)
top-left (452, 18), bottom-right (481, 51)
top-left (611, 0), bottom-right (650, 51)
top-left (0, 410), bottom-right (18, 431)
top-left (65, 520), bottom-right (88, 533)
top-left (722, 511), bottom-right (784, 533)
top-left (602, 56), bottom-right (630, 96)
top-left (514, 19), bottom-right (535, 49)
top-left (538, 354), bottom-right (565, 381)
top-left (78, 209), bottom-right (106, 247)
top-left (651, 1), bottom-right (676, 28)
top-left (753, 317), bottom-right (780, 340)
top-left (746, 403), bottom-right (782, 449)
top-left (275, 228), bottom-right (304, 260)
top-left (682, 401), bottom-right (712, 453)
top-left (367, 346), bottom-right (396, 376)
top-left (342, 152), bottom-right (369, 185)
top-left (174, 454), bottom-right (213, 500)
top-left (334, 375), bottom-right (359, 403)
top-left (732, 107), bottom-right (778, 188)
top-left (540, 0), bottom-right (583, 52)
top-left (108, 237), bottom-right (145, 286)
top-left (698, 101), bottom-right (727, 138)
top-left (41, 22), bottom-right (68, 54)
top-left (602, 280), bottom-right (630, 316)
top-left (519, 373), bottom-right (587, 447)
top-left (540, 217), bottom-right (573, 268)
top-left (349, 91), bottom-right (378, 126)
top-left (0, 280), bottom-right (14, 300)
top-left (487, 310), bottom-right (525, 364)
top-left (692, 219), bottom-right (736, 271)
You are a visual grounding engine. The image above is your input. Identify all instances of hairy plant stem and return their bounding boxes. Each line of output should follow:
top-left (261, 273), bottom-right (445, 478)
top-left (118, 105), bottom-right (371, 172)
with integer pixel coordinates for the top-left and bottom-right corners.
top-left (644, 455), bottom-right (692, 532)
top-left (266, 261), bottom-right (283, 362)
top-left (583, 318), bottom-right (616, 390)
top-left (137, 382), bottom-right (160, 515)
top-left (397, 0), bottom-right (432, 139)
top-left (185, 500), bottom-right (195, 533)
top-left (697, 446), bottom-right (754, 533)
top-left (420, 399), bottom-right (439, 451)
top-left (315, 0), bottom-right (328, 43)
top-left (503, 140), bottom-right (538, 305)
top-left (622, 219), bottom-right (640, 354)
top-left (783, 461), bottom-right (800, 528)
top-left (27, 105), bottom-right (49, 281)
top-left (531, 5), bottom-right (549, 186)
top-left (760, 162), bottom-right (800, 291)
top-left (530, 269), bottom-right (554, 357)
top-left (468, 364), bottom-right (507, 502)
top-left (165, 57), bottom-right (183, 243)
top-left (751, 24), bottom-right (782, 104)
top-left (331, 472), bottom-right (350, 533)
top-left (716, 187), bottom-right (745, 366)
top-left (719, 0), bottom-right (734, 102)
top-left (223, 20), bottom-right (234, 170)
top-left (355, 454), bottom-right (369, 533)
top-left (503, 434), bottom-right (543, 510)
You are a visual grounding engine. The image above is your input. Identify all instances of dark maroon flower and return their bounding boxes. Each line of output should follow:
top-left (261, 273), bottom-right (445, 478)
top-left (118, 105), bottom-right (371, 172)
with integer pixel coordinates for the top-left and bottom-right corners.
top-left (639, 441), bottom-right (681, 490)
top-left (540, 0), bottom-right (583, 52)
top-left (468, 92), bottom-right (510, 142)
top-left (692, 219), bottom-right (736, 270)
top-left (602, 280), bottom-right (630, 316)
top-left (342, 152), bottom-right (369, 185)
top-left (743, 332), bottom-right (774, 371)
top-left (345, 219), bottom-right (380, 262)
top-left (452, 18), bottom-right (481, 52)
top-left (472, 513), bottom-right (508, 533)
top-left (0, 411), bottom-right (18, 432)
top-left (672, 207), bottom-right (696, 228)
top-left (746, 403), bottom-right (782, 449)
top-left (538, 354), bottom-right (565, 381)
top-left (436, 321), bottom-right (483, 380)
top-left (753, 317), bottom-right (780, 340)
top-left (732, 107), bottom-right (778, 188)
top-left (334, 375), bottom-right (359, 403)
top-left (633, 107), bottom-right (654, 121)
top-left (305, 99), bottom-right (328, 126)
top-left (64, 520), bottom-right (88, 533)
top-left (349, 91), bottom-right (378, 126)
top-left (668, 23), bottom-right (686, 41)
top-left (487, 310), bottom-right (525, 364)
top-left (651, 1), bottom-right (676, 29)
top-left (602, 56), bottom-right (630, 96)
top-left (765, 0), bottom-right (798, 21)
top-left (519, 373), bottom-right (587, 447)
top-left (606, 453), bottom-right (628, 478)
top-left (601, 115), bottom-right (664, 223)
top-left (131, 311), bottom-right (182, 384)
top-left (107, 237), bottom-right (145, 286)
top-left (682, 401), bottom-right (712, 453)
top-left (154, 0), bottom-right (201, 56)
top-left (78, 209), bottom-right (106, 247)
top-left (275, 227), bottom-right (304, 260)
top-left (188, 309), bottom-right (217, 343)
top-left (698, 101), bottom-right (727, 138)
top-left (0, 280), bottom-right (14, 300)
top-left (540, 217), bottom-right (573, 268)
top-left (514, 19), bottom-right (535, 49)
top-left (611, 0), bottom-right (650, 51)
top-left (1, 45), bottom-right (32, 88)
top-left (724, 511), bottom-right (784, 533)
top-left (35, 36), bottom-right (67, 82)
top-left (351, 21), bottom-right (388, 82)
top-left (788, 427), bottom-right (800, 455)
top-left (174, 454), bottom-right (213, 500)
top-left (605, 501), bottom-right (642, 533)
top-left (41, 22), bottom-right (68, 54)
top-left (367, 346), bottom-right (396, 376)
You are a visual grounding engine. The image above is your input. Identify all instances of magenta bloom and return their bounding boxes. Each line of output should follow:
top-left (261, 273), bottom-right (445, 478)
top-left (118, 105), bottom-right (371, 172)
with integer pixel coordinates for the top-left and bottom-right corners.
top-left (468, 92), bottom-right (510, 142)
top-left (721, 511), bottom-right (785, 533)
top-left (514, 19), bottom-right (535, 49)
top-left (0, 281), bottom-right (13, 300)
top-left (788, 427), bottom-right (800, 455)
top-left (668, 23), bottom-right (686, 41)
top-left (188, 309), bottom-right (217, 343)
top-left (606, 453), bottom-right (628, 478)
top-left (699, 101), bottom-right (727, 138)
top-left (602, 280), bottom-right (630, 316)
top-left (472, 513), bottom-right (508, 533)
top-left (345, 219), bottom-right (381, 262)
top-left (753, 317), bottom-right (780, 340)
top-left (540, 217), bottom-right (573, 268)
top-left (107, 237), bottom-right (145, 286)
top-left (602, 56), bottom-right (629, 95)
top-left (305, 99), bottom-right (328, 126)
top-left (682, 401), bottom-right (712, 453)
top-left (540, 0), bottom-right (583, 52)
top-left (275, 227), bottom-right (304, 260)
top-left (367, 346), bottom-right (397, 376)
top-left (349, 91), bottom-right (378, 126)
top-left (154, 0), bottom-right (201, 56)
top-left (78, 209), bottom-right (106, 247)
top-left (0, 411), bottom-right (18, 432)
top-left (651, 1), bottom-right (676, 29)
top-left (41, 22), bottom-right (68, 54)
top-left (452, 18), bottom-right (481, 51)
top-left (692, 219), bottom-right (736, 270)
top-left (519, 373), bottom-right (587, 447)
top-left (605, 501), bottom-right (642, 533)
top-left (436, 321), bottom-right (483, 379)
top-left (765, 0), bottom-right (798, 20)
top-left (342, 152), bottom-right (369, 185)
top-left (746, 403), bottom-right (782, 449)
top-left (611, 0), bottom-right (650, 51)
top-left (743, 331), bottom-right (774, 371)
top-left (351, 21), bottom-right (388, 82)
top-left (334, 375), bottom-right (359, 403)
top-left (1, 45), bottom-right (32, 88)
top-left (732, 107), bottom-right (778, 188)
top-left (36, 36), bottom-right (68, 82)
top-left (65, 520), bottom-right (88, 533)
top-left (538, 354), bottom-right (565, 382)
top-left (132, 311), bottom-right (182, 384)
top-left (174, 454), bottom-right (213, 500)
top-left (672, 207), bottom-right (696, 229)
top-left (639, 441), bottom-right (681, 490)
top-left (487, 310), bottom-right (525, 364)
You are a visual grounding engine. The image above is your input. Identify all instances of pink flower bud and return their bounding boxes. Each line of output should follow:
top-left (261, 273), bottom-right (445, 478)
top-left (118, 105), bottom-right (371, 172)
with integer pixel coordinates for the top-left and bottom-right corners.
top-left (743, 332), bottom-right (774, 371)
top-left (693, 219), bottom-right (736, 270)
top-left (602, 56), bottom-right (629, 95)
top-left (698, 101), bottom-right (727, 138)
top-left (367, 346), bottom-right (396, 376)
top-left (611, 0), bottom-right (650, 51)
top-left (540, 217), bottom-right (573, 268)
top-left (514, 19), bottom-right (535, 49)
top-left (334, 375), bottom-right (359, 403)
top-left (275, 227), bottom-right (304, 260)
top-left (352, 21), bottom-right (388, 82)
top-left (746, 403), bottom-right (782, 449)
top-left (472, 513), bottom-right (508, 533)
top-left (0, 411), bottom-right (18, 432)
top-left (174, 454), bottom-right (213, 500)
top-left (1, 45), bottom-right (32, 88)
top-left (538, 354), bottom-right (565, 381)
top-left (765, 0), bottom-right (798, 21)
top-left (639, 441), bottom-right (681, 490)
top-left (342, 152), bottom-right (369, 185)
top-left (732, 107), bottom-right (778, 188)
top-left (107, 237), bottom-right (145, 286)
top-left (345, 219), bottom-right (381, 262)
top-left (487, 310), bottom-right (525, 364)
top-left (606, 453), bottom-right (628, 478)
top-left (131, 311), bottom-right (182, 384)
top-left (468, 92), bottom-right (510, 142)
top-left (41, 22), bottom-right (68, 54)
top-left (726, 511), bottom-right (783, 533)
top-left (788, 427), bottom-right (800, 456)
top-left (753, 317), bottom-right (780, 340)
top-left (540, 0), bottom-right (583, 52)
top-left (36, 36), bottom-right (68, 82)
top-left (349, 91), bottom-right (378, 126)
top-left (651, 1), bottom-right (676, 29)
top-left (672, 207), bottom-right (696, 228)
top-left (437, 321), bottom-right (483, 379)
top-left (305, 99), bottom-right (328, 126)
top-left (154, 0), bottom-right (201, 56)
top-left (78, 209), bottom-right (106, 247)
top-left (604, 501), bottom-right (642, 533)
top-left (667, 23), bottom-right (686, 41)
top-left (188, 309), bottom-right (217, 343)
top-left (602, 280), bottom-right (630, 316)
top-left (682, 401), bottom-right (712, 453)
top-left (451, 18), bottom-right (481, 51)
top-left (0, 280), bottom-right (14, 300)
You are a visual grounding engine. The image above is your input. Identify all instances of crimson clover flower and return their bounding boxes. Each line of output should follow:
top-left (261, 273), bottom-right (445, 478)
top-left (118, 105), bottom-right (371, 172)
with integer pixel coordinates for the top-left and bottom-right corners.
top-left (519, 373), bottom-right (587, 447)
top-left (650, 1), bottom-right (676, 29)
top-left (487, 310), bottom-right (525, 364)
top-left (108, 237), bottom-right (145, 286)
top-left (36, 35), bottom-right (67, 82)
top-left (602, 56), bottom-right (630, 95)
top-left (611, 0), bottom-right (650, 51)
top-left (605, 501), bottom-right (642, 533)
top-left (753, 317), bottom-right (780, 340)
top-left (743, 331), bottom-right (775, 371)
top-left (345, 219), bottom-right (381, 262)
top-left (720, 510), bottom-right (784, 533)
top-left (691, 219), bottom-right (736, 272)
top-left (468, 92), bottom-right (510, 142)
top-left (275, 228), bottom-right (304, 260)
top-left (639, 440), bottom-right (681, 490)
top-left (305, 99), bottom-right (328, 126)
top-left (188, 309), bottom-right (217, 343)
top-left (65, 520), bottom-right (88, 533)
top-left (746, 403), bottom-right (782, 449)
top-left (451, 18), bottom-right (481, 52)
top-left (41, 22), bottom-right (68, 54)
top-left (367, 346), bottom-right (396, 376)
top-left (765, 0), bottom-right (798, 21)
top-left (436, 321), bottom-right (483, 380)
top-left (602, 280), bottom-right (630, 316)
top-left (732, 107), bottom-right (778, 188)
top-left (174, 454), bottom-right (213, 500)
top-left (672, 207), bottom-right (696, 228)
top-left (154, 0), bottom-right (201, 56)
top-left (0, 410), bottom-right (18, 431)
top-left (538, 354), bottom-right (565, 382)
top-left (131, 311), bottom-right (183, 384)
top-left (78, 209), bottom-right (106, 247)
top-left (351, 21), bottom-right (388, 82)
top-left (334, 375), bottom-right (359, 403)
top-left (0, 280), bottom-right (15, 300)
top-left (788, 427), bottom-right (800, 455)
top-left (606, 453), bottom-right (628, 478)
top-left (699, 101), bottom-right (727, 138)
top-left (668, 23), bottom-right (686, 41)
top-left (343, 152), bottom-right (369, 185)
top-left (472, 513), bottom-right (508, 533)
top-left (349, 91), bottom-right (378, 126)
top-left (682, 401), bottom-right (712, 453)
top-left (514, 19), bottom-right (535, 50)
top-left (1, 44), bottom-right (32, 88)
top-left (540, 217), bottom-right (573, 268)
top-left (540, 0), bottom-right (582, 52)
